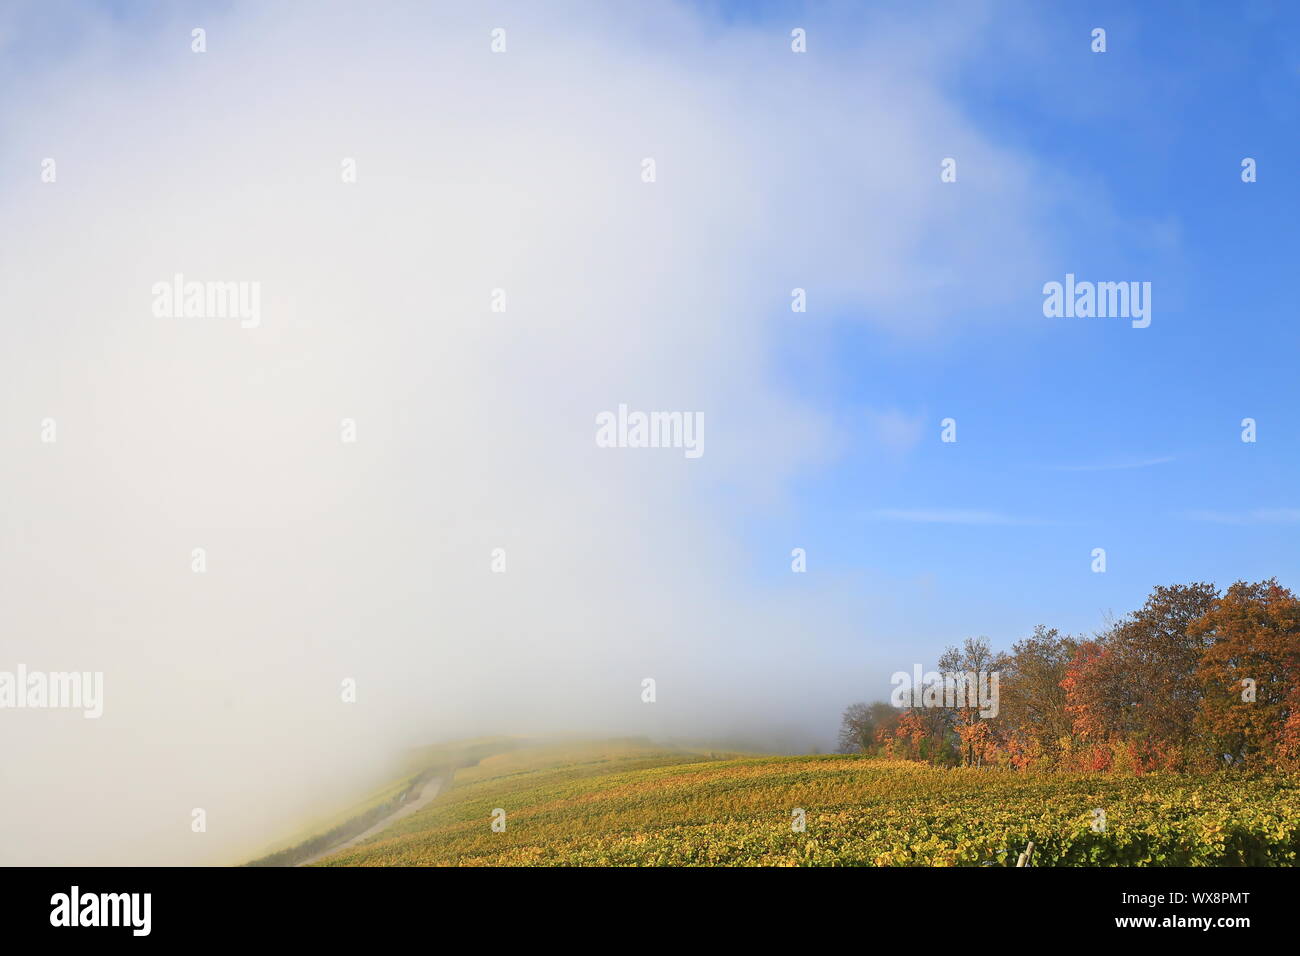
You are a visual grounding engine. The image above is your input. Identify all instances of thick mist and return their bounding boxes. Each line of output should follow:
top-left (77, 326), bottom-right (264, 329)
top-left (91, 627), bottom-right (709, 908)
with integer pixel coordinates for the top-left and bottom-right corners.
top-left (0, 1), bottom-right (1053, 864)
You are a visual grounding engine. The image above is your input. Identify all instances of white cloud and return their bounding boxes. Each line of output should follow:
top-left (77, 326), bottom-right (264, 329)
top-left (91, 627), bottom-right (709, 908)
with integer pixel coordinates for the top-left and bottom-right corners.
top-left (0, 0), bottom-right (1061, 863)
top-left (864, 408), bottom-right (926, 457)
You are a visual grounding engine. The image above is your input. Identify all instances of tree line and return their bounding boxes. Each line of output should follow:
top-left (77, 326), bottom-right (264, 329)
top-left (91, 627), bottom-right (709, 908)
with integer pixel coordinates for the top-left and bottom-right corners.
top-left (838, 580), bottom-right (1300, 772)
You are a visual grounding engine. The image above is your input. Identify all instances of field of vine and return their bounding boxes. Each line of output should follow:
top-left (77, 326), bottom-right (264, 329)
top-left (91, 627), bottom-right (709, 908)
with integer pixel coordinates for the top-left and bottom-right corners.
top-left (243, 737), bottom-right (518, 866)
top-left (305, 738), bottom-right (1300, 866)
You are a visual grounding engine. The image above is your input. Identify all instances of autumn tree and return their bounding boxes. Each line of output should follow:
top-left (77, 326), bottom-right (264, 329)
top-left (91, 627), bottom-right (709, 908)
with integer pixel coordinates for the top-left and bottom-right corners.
top-left (1112, 582), bottom-right (1219, 749)
top-left (836, 701), bottom-right (899, 754)
top-left (998, 626), bottom-right (1080, 768)
top-left (1192, 579), bottom-right (1300, 766)
top-left (1063, 583), bottom-right (1218, 767)
top-left (938, 637), bottom-right (1009, 767)
top-left (881, 705), bottom-right (953, 763)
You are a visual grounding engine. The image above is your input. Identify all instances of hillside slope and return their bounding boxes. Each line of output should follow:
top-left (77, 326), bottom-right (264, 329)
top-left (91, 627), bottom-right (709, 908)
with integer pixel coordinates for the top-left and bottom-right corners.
top-left (308, 739), bottom-right (1300, 866)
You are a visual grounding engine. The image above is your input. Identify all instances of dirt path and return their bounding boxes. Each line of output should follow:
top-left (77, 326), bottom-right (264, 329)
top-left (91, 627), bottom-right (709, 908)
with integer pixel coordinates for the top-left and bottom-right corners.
top-left (296, 773), bottom-right (448, 866)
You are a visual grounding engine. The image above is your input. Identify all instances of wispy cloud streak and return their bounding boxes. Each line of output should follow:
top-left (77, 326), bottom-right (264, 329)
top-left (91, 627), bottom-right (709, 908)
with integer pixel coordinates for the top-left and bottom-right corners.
top-left (863, 508), bottom-right (1035, 525)
top-left (1181, 508), bottom-right (1300, 525)
top-left (1045, 456), bottom-right (1174, 473)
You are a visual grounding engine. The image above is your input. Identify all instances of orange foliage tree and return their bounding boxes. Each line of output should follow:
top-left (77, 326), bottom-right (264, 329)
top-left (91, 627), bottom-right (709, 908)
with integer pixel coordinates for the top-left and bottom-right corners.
top-left (1191, 579), bottom-right (1300, 767)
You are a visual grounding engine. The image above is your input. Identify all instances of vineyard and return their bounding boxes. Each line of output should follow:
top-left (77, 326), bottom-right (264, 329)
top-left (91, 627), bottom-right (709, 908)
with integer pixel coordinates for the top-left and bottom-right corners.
top-left (306, 739), bottom-right (1300, 866)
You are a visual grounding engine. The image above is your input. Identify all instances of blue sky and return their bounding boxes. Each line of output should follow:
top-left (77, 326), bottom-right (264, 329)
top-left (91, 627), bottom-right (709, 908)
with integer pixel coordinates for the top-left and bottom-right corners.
top-left (732, 0), bottom-right (1300, 679)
